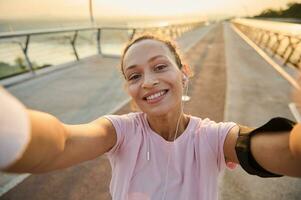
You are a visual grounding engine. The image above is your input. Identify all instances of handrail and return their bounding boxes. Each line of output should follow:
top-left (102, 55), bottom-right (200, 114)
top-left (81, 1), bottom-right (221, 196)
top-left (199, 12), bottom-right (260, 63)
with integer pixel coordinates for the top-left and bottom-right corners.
top-left (232, 18), bottom-right (301, 69)
top-left (233, 18), bottom-right (301, 37)
top-left (0, 22), bottom-right (202, 39)
top-left (0, 21), bottom-right (204, 79)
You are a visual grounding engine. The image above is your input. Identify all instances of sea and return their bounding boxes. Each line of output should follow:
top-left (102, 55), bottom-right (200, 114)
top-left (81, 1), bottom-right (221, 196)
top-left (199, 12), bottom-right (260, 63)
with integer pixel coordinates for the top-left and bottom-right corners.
top-left (0, 18), bottom-right (199, 78)
top-left (0, 19), bottom-right (141, 70)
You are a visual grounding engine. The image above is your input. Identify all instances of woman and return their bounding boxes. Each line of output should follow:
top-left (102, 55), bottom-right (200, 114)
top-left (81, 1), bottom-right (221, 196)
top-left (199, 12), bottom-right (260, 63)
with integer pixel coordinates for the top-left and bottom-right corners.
top-left (1, 35), bottom-right (301, 200)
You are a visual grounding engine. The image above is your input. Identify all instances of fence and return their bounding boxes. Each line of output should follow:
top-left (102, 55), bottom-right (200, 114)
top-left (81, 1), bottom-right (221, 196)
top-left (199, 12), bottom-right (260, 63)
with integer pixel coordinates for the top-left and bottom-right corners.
top-left (0, 21), bottom-right (203, 79)
top-left (232, 18), bottom-right (301, 69)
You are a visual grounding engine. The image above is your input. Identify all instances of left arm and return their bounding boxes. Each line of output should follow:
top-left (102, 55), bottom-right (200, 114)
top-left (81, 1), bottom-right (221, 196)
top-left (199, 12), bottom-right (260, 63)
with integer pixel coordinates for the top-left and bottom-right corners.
top-left (224, 124), bottom-right (301, 177)
top-left (290, 123), bottom-right (301, 159)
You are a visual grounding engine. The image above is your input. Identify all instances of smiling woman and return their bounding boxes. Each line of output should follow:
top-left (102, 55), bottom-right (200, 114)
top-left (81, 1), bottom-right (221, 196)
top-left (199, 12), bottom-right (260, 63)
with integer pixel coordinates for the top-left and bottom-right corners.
top-left (1, 33), bottom-right (301, 200)
top-left (120, 34), bottom-right (189, 112)
top-left (122, 36), bottom-right (185, 119)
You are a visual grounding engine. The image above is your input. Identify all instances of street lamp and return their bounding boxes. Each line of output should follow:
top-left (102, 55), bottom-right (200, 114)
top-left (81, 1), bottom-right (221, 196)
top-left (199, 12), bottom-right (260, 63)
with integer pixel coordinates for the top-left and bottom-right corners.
top-left (89, 0), bottom-right (95, 25)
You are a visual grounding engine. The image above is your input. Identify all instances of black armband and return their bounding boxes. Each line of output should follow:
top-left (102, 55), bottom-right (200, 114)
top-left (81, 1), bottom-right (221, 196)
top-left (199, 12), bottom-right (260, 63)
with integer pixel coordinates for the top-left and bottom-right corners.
top-left (235, 117), bottom-right (296, 178)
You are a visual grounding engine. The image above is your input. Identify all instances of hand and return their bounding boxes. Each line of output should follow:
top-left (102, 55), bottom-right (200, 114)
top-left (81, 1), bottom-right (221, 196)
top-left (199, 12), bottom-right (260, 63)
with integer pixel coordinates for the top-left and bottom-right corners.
top-left (290, 124), bottom-right (301, 158)
top-left (0, 86), bottom-right (30, 170)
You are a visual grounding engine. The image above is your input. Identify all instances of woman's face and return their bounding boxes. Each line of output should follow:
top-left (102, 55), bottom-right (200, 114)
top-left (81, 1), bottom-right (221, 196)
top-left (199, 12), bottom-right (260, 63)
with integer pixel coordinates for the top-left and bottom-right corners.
top-left (122, 39), bottom-right (184, 116)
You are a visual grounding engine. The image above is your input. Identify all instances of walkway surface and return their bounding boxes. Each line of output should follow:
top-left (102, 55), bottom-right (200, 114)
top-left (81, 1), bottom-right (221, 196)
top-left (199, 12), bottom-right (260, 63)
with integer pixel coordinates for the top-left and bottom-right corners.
top-left (1, 22), bottom-right (301, 199)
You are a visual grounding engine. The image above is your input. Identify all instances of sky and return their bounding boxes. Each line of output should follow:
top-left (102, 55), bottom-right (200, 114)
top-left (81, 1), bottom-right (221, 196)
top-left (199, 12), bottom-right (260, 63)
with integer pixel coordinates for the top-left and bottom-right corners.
top-left (0, 0), bottom-right (300, 21)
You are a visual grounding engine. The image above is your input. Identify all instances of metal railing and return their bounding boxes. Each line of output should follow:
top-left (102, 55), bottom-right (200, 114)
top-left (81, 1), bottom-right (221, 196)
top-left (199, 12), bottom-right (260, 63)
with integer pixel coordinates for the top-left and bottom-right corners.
top-left (0, 21), bottom-right (203, 79)
top-left (232, 18), bottom-right (301, 69)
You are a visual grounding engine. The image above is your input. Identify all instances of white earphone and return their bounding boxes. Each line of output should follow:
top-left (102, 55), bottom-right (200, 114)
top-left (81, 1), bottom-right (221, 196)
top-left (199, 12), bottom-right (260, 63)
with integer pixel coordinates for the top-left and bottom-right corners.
top-left (161, 72), bottom-right (190, 200)
top-left (182, 74), bottom-right (188, 86)
top-left (182, 74), bottom-right (190, 102)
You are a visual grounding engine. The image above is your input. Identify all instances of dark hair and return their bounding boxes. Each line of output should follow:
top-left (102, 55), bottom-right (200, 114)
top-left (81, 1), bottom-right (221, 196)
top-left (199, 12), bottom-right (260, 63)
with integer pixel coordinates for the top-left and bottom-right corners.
top-left (120, 34), bottom-right (184, 78)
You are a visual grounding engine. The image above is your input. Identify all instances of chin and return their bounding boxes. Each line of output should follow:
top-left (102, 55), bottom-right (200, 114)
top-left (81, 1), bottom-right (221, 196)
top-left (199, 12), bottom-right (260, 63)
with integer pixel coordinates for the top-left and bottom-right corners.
top-left (146, 110), bottom-right (169, 117)
top-left (140, 104), bottom-right (176, 117)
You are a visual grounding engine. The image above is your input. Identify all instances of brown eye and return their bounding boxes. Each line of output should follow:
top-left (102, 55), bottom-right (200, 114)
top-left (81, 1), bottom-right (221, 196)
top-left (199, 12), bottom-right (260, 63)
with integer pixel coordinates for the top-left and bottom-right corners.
top-left (128, 73), bottom-right (141, 81)
top-left (155, 64), bottom-right (167, 71)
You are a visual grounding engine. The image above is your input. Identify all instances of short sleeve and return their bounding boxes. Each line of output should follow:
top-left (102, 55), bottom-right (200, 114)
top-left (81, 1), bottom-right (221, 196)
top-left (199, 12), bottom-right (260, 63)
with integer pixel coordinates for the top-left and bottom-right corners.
top-left (202, 119), bottom-right (236, 171)
top-left (103, 113), bottom-right (137, 156)
top-left (216, 121), bottom-right (237, 170)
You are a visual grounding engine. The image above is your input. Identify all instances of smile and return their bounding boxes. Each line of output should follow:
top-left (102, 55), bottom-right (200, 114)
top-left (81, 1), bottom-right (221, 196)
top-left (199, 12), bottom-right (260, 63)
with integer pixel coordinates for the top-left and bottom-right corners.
top-left (143, 90), bottom-right (168, 103)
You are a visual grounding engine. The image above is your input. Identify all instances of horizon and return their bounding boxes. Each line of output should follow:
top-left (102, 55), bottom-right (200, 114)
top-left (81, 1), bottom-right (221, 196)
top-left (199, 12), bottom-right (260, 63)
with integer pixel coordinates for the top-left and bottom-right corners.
top-left (0, 0), bottom-right (300, 22)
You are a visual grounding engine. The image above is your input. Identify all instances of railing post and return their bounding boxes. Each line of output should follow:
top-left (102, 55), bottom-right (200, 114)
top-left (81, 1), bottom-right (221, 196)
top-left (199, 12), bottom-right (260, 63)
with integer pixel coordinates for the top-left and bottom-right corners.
top-left (271, 33), bottom-right (281, 57)
top-left (258, 31), bottom-right (265, 45)
top-left (283, 47), bottom-right (294, 66)
top-left (284, 38), bottom-right (299, 66)
top-left (71, 31), bottom-right (79, 61)
top-left (251, 28), bottom-right (258, 41)
top-left (254, 31), bottom-right (261, 43)
top-left (264, 32), bottom-right (272, 49)
top-left (281, 37), bottom-right (292, 60)
top-left (297, 55), bottom-right (301, 69)
top-left (130, 29), bottom-right (136, 40)
top-left (97, 28), bottom-right (102, 55)
top-left (21, 35), bottom-right (35, 74)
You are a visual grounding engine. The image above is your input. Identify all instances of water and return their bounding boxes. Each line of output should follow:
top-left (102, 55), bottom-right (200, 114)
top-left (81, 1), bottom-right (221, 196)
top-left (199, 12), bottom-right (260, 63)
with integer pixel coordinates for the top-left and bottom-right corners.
top-left (0, 18), bottom-right (199, 78)
top-left (0, 19), bottom-right (136, 78)
top-left (0, 18), bottom-right (173, 32)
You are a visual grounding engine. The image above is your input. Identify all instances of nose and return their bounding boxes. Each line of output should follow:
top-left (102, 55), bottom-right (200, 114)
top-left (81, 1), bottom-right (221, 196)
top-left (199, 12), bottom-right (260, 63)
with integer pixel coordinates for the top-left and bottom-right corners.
top-left (142, 74), bottom-right (159, 89)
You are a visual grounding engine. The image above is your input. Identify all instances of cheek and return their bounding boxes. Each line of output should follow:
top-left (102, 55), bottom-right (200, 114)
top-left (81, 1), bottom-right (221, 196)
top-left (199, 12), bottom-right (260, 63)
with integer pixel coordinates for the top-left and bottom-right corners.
top-left (173, 74), bottom-right (183, 92)
top-left (177, 79), bottom-right (186, 97)
top-left (127, 84), bottom-right (140, 98)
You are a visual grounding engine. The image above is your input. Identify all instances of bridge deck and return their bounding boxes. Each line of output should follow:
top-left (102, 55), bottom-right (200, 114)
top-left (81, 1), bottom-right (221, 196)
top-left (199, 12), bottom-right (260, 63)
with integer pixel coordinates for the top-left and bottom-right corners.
top-left (1, 23), bottom-right (300, 200)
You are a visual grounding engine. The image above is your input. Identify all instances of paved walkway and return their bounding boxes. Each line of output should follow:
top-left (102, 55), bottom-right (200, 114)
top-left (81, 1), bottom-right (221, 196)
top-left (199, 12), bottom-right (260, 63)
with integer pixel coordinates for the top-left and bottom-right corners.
top-left (220, 22), bottom-right (301, 200)
top-left (1, 22), bottom-right (301, 199)
top-left (0, 24), bottom-right (215, 199)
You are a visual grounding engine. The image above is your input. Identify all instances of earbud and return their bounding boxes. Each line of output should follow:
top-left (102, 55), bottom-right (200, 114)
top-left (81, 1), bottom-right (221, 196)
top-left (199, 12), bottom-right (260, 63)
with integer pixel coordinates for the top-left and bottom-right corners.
top-left (182, 74), bottom-right (190, 102)
top-left (182, 74), bottom-right (188, 87)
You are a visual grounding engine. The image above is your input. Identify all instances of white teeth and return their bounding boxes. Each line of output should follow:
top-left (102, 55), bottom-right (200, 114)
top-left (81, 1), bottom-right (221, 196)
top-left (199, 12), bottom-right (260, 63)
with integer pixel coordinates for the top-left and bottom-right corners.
top-left (146, 91), bottom-right (166, 100)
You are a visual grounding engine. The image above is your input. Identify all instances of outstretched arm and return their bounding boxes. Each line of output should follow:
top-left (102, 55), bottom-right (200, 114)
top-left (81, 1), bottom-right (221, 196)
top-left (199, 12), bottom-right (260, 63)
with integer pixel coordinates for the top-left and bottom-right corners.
top-left (0, 87), bottom-right (117, 174)
top-left (224, 124), bottom-right (301, 177)
top-left (290, 123), bottom-right (301, 159)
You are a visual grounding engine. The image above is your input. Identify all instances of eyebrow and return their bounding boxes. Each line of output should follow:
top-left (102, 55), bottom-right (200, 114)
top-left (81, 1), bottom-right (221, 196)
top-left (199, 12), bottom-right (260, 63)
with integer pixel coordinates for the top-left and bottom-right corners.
top-left (125, 55), bottom-right (167, 72)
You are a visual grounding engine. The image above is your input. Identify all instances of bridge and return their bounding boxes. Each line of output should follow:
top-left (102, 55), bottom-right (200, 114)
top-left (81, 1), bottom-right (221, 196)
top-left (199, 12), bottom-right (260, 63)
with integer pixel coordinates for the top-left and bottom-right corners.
top-left (0, 19), bottom-right (301, 199)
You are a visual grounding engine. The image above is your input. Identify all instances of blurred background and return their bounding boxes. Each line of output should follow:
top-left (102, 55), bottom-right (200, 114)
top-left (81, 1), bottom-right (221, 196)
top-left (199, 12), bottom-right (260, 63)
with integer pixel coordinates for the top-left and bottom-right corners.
top-left (0, 0), bottom-right (300, 79)
top-left (0, 0), bottom-right (300, 29)
top-left (0, 1), bottom-right (301, 200)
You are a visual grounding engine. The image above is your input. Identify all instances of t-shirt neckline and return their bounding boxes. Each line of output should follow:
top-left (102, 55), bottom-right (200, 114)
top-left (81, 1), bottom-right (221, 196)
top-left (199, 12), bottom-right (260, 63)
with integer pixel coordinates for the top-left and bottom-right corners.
top-left (142, 113), bottom-right (194, 145)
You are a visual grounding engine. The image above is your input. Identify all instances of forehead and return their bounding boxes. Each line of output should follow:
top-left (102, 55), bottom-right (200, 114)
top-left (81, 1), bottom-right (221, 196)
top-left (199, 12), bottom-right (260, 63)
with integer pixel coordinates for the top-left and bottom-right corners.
top-left (123, 39), bottom-right (175, 69)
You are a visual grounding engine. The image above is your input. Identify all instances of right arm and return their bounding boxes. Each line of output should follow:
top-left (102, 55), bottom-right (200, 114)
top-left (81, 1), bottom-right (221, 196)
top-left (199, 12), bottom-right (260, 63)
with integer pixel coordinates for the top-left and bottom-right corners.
top-left (1, 88), bottom-right (117, 174)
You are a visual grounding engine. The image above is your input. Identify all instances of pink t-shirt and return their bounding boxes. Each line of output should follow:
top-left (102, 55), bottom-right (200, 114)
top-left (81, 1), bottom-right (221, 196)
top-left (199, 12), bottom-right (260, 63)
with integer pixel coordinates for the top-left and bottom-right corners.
top-left (104, 112), bottom-right (236, 200)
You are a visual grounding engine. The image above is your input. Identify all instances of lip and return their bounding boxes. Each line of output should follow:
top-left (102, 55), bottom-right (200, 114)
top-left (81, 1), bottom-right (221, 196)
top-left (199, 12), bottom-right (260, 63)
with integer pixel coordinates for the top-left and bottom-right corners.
top-left (142, 89), bottom-right (169, 104)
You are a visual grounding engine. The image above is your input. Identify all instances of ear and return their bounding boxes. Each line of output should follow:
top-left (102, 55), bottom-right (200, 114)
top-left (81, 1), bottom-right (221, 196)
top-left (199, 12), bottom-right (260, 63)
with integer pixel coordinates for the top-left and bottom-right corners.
top-left (181, 64), bottom-right (191, 87)
top-left (181, 64), bottom-right (192, 78)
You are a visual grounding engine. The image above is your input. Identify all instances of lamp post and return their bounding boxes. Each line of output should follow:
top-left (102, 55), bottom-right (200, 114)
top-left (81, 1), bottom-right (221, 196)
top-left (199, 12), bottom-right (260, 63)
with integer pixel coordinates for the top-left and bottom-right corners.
top-left (89, 0), bottom-right (95, 25)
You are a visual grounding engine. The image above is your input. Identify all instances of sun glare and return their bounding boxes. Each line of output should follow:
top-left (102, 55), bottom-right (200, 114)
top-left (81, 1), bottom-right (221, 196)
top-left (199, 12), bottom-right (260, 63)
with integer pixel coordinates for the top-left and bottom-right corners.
top-left (0, 0), bottom-right (296, 20)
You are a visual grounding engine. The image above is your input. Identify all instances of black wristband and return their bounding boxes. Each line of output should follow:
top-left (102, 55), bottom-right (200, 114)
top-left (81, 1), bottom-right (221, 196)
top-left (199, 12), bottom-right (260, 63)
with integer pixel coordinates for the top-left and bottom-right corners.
top-left (235, 117), bottom-right (296, 178)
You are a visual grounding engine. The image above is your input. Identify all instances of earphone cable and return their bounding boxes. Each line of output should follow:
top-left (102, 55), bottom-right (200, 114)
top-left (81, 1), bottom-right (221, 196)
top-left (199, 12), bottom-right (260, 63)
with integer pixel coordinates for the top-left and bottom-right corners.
top-left (161, 79), bottom-right (189, 200)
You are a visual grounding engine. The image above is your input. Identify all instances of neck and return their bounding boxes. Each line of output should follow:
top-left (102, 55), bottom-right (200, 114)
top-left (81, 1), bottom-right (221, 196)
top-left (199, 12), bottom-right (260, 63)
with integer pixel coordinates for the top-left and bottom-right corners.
top-left (146, 110), bottom-right (189, 141)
